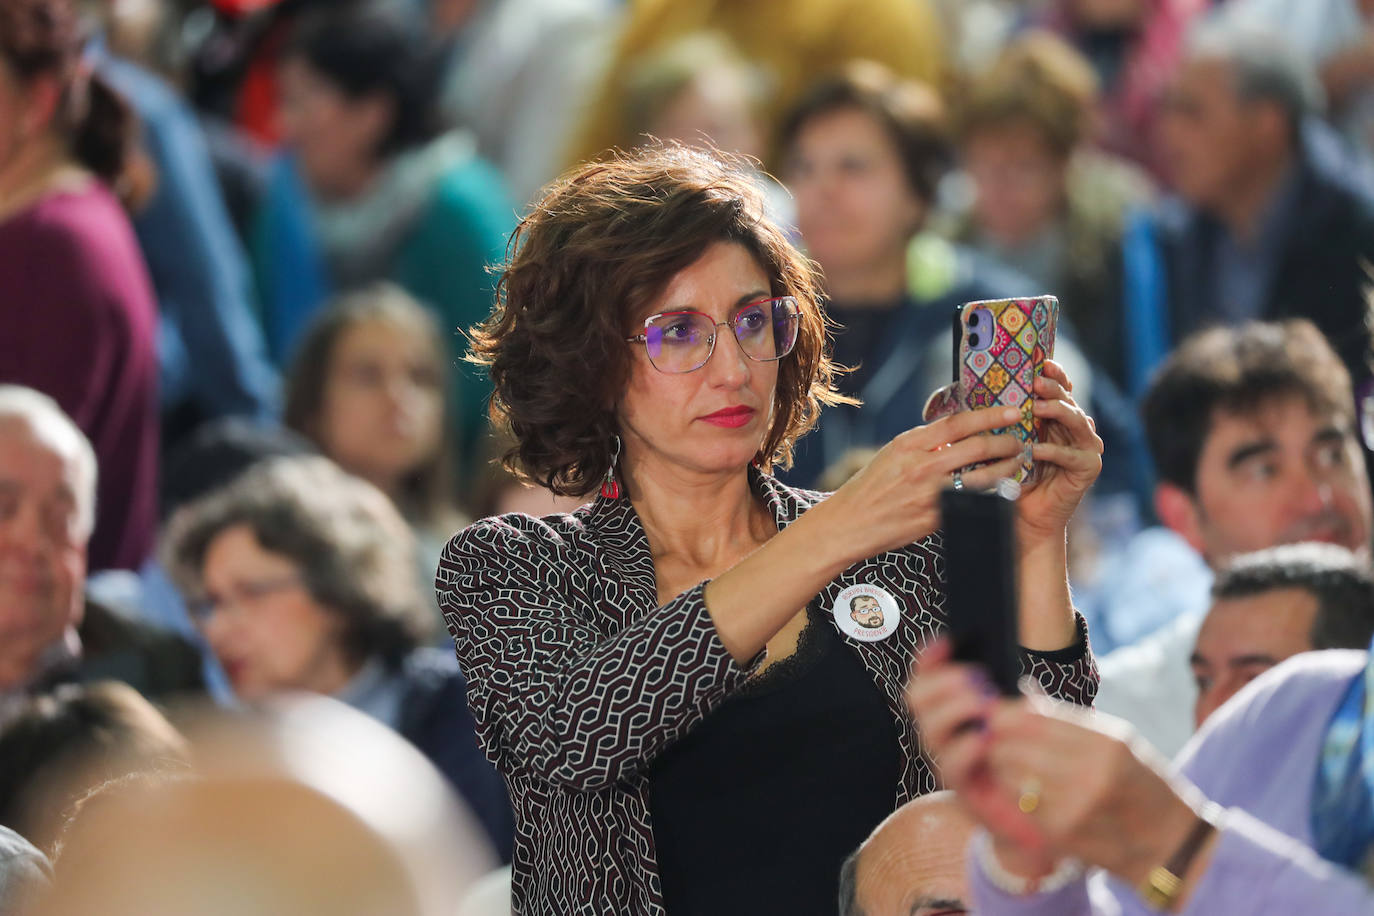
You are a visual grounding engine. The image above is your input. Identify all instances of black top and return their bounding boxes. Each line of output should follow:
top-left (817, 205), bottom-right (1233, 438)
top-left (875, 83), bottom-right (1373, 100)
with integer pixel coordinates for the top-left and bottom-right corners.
top-left (827, 296), bottom-right (907, 398)
top-left (648, 602), bottom-right (902, 915)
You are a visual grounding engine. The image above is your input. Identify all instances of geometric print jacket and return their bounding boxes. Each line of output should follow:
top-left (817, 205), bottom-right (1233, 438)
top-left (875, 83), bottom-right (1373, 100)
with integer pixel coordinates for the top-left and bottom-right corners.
top-left (436, 469), bottom-right (1098, 915)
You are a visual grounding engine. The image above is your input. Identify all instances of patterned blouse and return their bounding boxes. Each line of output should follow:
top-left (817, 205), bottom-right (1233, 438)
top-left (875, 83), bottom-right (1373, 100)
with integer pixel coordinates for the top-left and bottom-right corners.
top-left (437, 470), bottom-right (1098, 915)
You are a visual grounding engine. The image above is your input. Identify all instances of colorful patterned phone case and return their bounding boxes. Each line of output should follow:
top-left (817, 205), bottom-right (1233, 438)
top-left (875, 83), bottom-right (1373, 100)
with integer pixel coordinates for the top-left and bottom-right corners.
top-left (923, 295), bottom-right (1059, 485)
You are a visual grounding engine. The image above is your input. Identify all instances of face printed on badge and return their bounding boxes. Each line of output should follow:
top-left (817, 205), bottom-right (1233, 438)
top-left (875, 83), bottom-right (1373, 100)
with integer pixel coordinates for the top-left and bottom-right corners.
top-left (832, 584), bottom-right (901, 642)
top-left (850, 595), bottom-right (885, 629)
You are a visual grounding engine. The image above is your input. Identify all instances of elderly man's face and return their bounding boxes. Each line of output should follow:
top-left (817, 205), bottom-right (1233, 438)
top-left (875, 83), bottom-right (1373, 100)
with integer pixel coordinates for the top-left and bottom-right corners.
top-left (1157, 58), bottom-right (1284, 215)
top-left (0, 419), bottom-right (87, 686)
top-left (854, 793), bottom-right (972, 916)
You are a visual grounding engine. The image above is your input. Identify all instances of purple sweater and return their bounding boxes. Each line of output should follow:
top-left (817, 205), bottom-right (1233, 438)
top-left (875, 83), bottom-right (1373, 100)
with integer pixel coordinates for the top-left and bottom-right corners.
top-left (0, 184), bottom-right (159, 571)
top-left (970, 649), bottom-right (1374, 914)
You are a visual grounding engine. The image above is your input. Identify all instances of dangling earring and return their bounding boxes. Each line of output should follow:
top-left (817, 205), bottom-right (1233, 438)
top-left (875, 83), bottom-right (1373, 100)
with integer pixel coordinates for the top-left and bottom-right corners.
top-left (600, 434), bottom-right (623, 499)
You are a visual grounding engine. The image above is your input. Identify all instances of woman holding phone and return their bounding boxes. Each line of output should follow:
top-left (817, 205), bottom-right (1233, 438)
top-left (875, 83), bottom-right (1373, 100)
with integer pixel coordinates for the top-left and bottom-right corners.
top-left (439, 142), bottom-right (1103, 915)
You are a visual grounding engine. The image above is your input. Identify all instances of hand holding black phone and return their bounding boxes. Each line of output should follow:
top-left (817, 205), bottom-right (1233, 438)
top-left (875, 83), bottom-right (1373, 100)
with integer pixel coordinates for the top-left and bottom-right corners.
top-left (939, 488), bottom-right (1021, 696)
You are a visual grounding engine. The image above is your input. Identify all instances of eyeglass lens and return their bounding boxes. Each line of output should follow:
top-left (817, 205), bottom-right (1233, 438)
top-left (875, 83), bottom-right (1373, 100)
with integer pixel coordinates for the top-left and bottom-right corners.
top-left (642, 298), bottom-right (799, 373)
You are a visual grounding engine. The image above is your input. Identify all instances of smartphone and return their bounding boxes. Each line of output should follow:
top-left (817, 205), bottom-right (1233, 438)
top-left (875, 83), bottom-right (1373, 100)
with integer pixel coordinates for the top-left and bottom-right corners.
top-left (952, 296), bottom-right (1059, 485)
top-left (940, 487), bottom-right (1021, 696)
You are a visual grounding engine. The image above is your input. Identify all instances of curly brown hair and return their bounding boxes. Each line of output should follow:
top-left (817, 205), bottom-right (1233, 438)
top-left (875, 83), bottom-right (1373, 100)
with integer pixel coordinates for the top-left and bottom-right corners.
top-left (468, 142), bottom-right (852, 497)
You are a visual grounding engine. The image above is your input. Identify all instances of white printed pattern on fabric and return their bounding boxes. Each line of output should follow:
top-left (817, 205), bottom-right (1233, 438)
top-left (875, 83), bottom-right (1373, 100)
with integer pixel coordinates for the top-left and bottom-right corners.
top-left (437, 469), bottom-right (1098, 915)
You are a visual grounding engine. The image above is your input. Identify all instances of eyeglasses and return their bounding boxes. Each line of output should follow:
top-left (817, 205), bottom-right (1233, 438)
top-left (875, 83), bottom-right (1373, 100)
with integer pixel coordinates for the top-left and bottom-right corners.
top-left (189, 575), bottom-right (304, 623)
top-left (625, 296), bottom-right (801, 374)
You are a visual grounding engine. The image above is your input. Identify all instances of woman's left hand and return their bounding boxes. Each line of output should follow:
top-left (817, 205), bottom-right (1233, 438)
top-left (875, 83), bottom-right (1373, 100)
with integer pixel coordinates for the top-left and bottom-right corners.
top-left (1015, 360), bottom-right (1103, 546)
top-left (908, 641), bottom-right (1206, 887)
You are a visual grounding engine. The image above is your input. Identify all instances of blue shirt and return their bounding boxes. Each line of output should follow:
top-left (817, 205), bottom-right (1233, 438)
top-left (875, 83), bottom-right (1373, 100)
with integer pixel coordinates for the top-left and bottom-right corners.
top-left (99, 55), bottom-right (279, 422)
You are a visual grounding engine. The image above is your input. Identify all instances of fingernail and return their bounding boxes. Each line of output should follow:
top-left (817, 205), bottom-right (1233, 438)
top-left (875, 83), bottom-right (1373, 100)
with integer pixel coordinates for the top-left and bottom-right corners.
top-left (1002, 407), bottom-right (1020, 422)
top-left (969, 668), bottom-right (997, 698)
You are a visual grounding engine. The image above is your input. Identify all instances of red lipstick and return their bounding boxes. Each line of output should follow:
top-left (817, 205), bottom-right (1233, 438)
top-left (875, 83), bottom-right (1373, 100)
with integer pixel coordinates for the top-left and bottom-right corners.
top-left (700, 406), bottom-right (755, 428)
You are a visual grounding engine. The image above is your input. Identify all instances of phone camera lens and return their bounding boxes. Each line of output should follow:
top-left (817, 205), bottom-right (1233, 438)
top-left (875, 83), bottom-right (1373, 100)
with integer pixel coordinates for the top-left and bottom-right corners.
top-left (967, 314), bottom-right (978, 327)
top-left (968, 332), bottom-right (981, 348)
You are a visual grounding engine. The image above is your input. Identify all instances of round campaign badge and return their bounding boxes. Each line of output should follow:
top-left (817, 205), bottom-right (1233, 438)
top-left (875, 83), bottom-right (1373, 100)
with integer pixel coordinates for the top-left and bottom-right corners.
top-left (832, 584), bottom-right (901, 642)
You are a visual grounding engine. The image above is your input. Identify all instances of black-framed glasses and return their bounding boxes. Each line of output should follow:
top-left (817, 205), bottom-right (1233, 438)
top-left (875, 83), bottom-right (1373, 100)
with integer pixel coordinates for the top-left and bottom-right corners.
top-left (625, 296), bottom-right (801, 374)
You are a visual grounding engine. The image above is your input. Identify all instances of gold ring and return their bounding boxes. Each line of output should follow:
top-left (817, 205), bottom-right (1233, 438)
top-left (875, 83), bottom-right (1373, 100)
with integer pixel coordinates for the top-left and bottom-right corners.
top-left (1017, 778), bottom-right (1042, 814)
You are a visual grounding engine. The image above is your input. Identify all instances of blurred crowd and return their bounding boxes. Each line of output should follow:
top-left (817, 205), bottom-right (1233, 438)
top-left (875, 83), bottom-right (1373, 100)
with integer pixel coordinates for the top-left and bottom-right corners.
top-left (7, 0), bottom-right (1374, 912)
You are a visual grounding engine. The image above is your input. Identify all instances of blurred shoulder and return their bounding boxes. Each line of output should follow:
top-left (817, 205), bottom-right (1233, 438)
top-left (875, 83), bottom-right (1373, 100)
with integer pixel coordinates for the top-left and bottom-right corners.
top-left (439, 506), bottom-right (595, 571)
top-left (18, 185), bottom-right (127, 249)
top-left (427, 137), bottom-right (516, 217)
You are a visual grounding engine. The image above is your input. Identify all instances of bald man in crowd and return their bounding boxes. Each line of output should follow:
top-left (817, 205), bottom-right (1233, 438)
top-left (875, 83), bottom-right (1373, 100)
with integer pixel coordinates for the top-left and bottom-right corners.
top-left (839, 790), bottom-right (974, 916)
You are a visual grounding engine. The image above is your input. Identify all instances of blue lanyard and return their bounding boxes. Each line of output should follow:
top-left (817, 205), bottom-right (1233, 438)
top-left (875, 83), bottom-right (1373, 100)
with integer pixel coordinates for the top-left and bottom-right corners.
top-left (1312, 641), bottom-right (1374, 875)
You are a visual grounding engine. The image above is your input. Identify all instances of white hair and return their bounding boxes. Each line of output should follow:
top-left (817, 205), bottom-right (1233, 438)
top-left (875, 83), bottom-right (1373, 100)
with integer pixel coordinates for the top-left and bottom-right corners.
top-left (0, 386), bottom-right (98, 540)
top-left (1189, 14), bottom-right (1326, 130)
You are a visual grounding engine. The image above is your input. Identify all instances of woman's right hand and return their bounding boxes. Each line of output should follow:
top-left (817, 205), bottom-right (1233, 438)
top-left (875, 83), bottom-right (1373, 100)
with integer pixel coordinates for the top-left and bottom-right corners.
top-left (821, 405), bottom-right (1027, 562)
top-left (706, 407), bottom-right (1027, 665)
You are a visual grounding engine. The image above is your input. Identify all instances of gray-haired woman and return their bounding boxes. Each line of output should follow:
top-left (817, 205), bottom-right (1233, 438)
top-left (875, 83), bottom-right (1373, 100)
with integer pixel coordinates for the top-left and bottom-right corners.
top-left (163, 455), bottom-right (512, 860)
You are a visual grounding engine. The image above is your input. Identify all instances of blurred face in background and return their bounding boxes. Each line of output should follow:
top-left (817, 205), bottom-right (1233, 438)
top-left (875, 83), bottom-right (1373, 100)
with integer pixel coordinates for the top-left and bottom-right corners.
top-left (199, 524), bottom-right (354, 700)
top-left (1177, 397), bottom-right (1372, 563)
top-left (278, 56), bottom-right (392, 199)
top-left (785, 106), bottom-right (924, 286)
top-left (314, 319), bottom-right (444, 499)
top-left (649, 69), bottom-right (764, 161)
top-left (963, 119), bottom-right (1069, 249)
top-left (1157, 58), bottom-right (1279, 213)
top-left (0, 56), bottom-right (61, 196)
top-left (0, 418), bottom-right (86, 687)
top-left (1190, 586), bottom-right (1318, 727)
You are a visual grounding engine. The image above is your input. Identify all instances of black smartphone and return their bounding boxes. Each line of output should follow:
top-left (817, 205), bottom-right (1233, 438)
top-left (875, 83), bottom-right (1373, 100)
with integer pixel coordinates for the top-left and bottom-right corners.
top-left (939, 488), bottom-right (1021, 695)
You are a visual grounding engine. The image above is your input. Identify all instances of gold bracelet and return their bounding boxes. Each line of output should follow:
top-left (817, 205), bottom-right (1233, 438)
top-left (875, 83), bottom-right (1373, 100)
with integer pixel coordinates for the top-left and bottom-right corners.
top-left (1137, 802), bottom-right (1222, 911)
